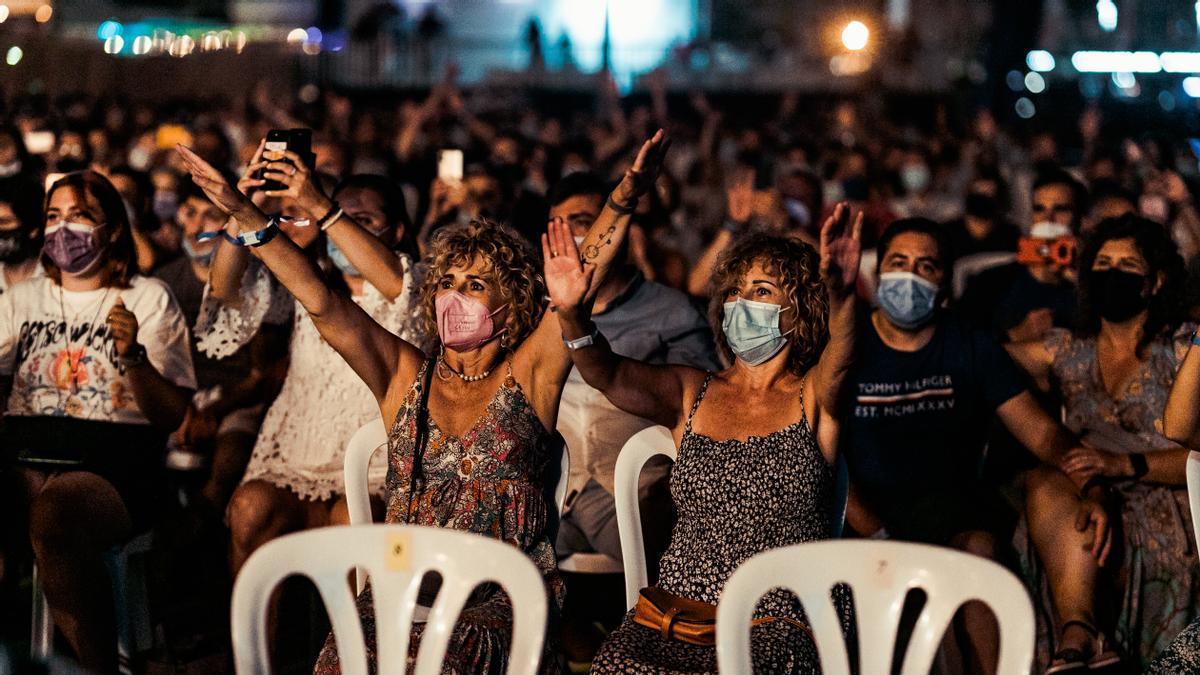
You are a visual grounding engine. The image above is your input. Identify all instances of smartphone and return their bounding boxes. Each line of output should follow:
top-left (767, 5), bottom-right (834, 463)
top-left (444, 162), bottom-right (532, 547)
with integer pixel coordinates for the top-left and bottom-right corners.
top-left (23, 130), bottom-right (55, 155)
top-left (44, 172), bottom-right (66, 192)
top-left (260, 128), bottom-right (314, 192)
top-left (438, 149), bottom-right (464, 183)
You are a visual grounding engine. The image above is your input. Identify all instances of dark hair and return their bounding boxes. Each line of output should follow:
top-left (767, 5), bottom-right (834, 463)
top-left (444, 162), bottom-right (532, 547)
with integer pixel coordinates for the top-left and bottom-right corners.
top-left (1032, 168), bottom-right (1088, 227)
top-left (971, 167), bottom-right (1010, 213)
top-left (708, 233), bottom-right (829, 376)
top-left (333, 174), bottom-right (417, 259)
top-left (876, 217), bottom-right (955, 289)
top-left (42, 171), bottom-right (136, 288)
top-left (0, 176), bottom-right (44, 237)
top-left (547, 171), bottom-right (608, 207)
top-left (1076, 214), bottom-right (1185, 350)
top-left (1087, 179), bottom-right (1137, 212)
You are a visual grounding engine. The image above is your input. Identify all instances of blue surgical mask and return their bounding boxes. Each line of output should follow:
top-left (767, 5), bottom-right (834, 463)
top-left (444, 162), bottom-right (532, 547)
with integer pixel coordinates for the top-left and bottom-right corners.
top-left (722, 298), bottom-right (792, 366)
top-left (327, 238), bottom-right (359, 277)
top-left (181, 236), bottom-right (215, 267)
top-left (876, 271), bottom-right (939, 329)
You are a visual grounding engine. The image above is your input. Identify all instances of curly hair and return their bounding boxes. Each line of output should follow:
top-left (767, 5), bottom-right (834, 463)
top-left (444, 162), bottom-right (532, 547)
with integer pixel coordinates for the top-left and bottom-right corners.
top-left (708, 232), bottom-right (829, 375)
top-left (419, 219), bottom-right (547, 350)
top-left (1076, 214), bottom-right (1185, 351)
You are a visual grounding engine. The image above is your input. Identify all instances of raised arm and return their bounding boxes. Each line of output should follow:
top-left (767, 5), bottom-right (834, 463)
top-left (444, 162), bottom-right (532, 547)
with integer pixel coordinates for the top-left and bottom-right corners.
top-left (252, 146), bottom-right (411, 301)
top-left (545, 217), bottom-right (692, 430)
top-left (812, 202), bottom-right (863, 415)
top-left (208, 140), bottom-right (269, 307)
top-left (1165, 335), bottom-right (1200, 447)
top-left (518, 130), bottom-right (673, 386)
top-left (176, 145), bottom-right (423, 402)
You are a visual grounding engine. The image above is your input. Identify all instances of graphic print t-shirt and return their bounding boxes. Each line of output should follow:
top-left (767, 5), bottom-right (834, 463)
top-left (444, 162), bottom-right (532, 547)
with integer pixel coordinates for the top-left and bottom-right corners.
top-left (841, 312), bottom-right (1026, 513)
top-left (0, 275), bottom-right (197, 424)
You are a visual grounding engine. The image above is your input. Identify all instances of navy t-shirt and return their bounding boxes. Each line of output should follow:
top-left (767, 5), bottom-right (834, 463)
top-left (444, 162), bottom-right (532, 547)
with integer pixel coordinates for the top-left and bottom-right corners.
top-left (841, 311), bottom-right (1026, 521)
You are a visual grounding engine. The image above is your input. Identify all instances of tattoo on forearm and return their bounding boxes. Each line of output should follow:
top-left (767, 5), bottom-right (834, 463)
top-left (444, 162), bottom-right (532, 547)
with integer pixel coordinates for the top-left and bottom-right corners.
top-left (583, 225), bottom-right (617, 261)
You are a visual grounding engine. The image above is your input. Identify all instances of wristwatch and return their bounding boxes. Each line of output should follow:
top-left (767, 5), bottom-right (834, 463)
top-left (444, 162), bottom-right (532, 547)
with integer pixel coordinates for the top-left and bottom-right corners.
top-left (563, 328), bottom-right (599, 350)
top-left (118, 344), bottom-right (147, 368)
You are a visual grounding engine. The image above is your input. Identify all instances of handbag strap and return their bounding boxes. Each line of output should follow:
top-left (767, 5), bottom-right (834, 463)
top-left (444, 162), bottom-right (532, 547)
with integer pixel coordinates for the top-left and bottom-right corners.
top-left (405, 357), bottom-right (437, 522)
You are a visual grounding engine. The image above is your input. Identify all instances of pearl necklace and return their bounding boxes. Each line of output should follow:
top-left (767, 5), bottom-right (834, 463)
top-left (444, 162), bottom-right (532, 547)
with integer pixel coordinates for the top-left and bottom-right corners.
top-left (437, 357), bottom-right (493, 383)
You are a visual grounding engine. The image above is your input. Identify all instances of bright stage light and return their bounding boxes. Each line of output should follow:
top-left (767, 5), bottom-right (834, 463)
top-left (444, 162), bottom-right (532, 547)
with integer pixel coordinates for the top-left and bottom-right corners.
top-left (841, 20), bottom-right (869, 52)
top-left (1096, 0), bottom-right (1117, 32)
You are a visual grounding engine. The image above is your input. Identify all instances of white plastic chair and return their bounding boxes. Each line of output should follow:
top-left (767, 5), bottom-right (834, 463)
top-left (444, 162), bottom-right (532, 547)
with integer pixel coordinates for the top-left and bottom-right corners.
top-left (614, 425), bottom-right (677, 610)
top-left (555, 444), bottom-right (624, 574)
top-left (952, 251), bottom-right (1016, 300)
top-left (231, 524), bottom-right (548, 675)
top-left (1186, 451), bottom-right (1200, 553)
top-left (715, 540), bottom-right (1035, 675)
top-left (614, 425), bottom-right (851, 610)
top-left (343, 418), bottom-right (389, 594)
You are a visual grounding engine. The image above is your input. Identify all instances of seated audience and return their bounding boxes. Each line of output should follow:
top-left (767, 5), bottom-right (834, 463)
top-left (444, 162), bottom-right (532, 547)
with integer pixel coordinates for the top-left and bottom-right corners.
top-left (0, 171), bottom-right (195, 672)
top-left (550, 202), bottom-right (862, 673)
top-left (177, 129), bottom-right (669, 673)
top-left (841, 217), bottom-right (1105, 675)
top-left (1007, 215), bottom-right (1194, 671)
top-left (959, 169), bottom-right (1086, 342)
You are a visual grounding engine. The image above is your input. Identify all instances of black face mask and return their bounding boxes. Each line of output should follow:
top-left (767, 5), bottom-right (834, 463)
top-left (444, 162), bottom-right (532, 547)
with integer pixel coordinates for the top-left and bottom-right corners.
top-left (0, 229), bottom-right (30, 263)
top-left (964, 192), bottom-right (999, 219)
top-left (1089, 269), bottom-right (1150, 323)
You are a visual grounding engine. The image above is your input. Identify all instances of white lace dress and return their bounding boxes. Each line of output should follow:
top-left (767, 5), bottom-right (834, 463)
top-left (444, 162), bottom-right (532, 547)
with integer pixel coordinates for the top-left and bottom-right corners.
top-left (195, 255), bottom-right (426, 501)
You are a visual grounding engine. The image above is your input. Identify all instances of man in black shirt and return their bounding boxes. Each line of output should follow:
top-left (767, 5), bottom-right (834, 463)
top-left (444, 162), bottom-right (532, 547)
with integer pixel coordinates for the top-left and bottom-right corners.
top-left (843, 218), bottom-right (1108, 675)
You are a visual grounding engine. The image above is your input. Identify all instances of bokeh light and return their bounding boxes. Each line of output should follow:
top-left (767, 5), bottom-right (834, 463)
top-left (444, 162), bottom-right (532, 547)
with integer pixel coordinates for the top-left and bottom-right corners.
top-left (286, 28), bottom-right (307, 45)
top-left (6, 46), bottom-right (22, 66)
top-left (841, 21), bottom-right (870, 52)
top-left (1024, 72), bottom-right (1046, 94)
top-left (98, 20), bottom-right (122, 41)
top-left (34, 4), bottom-right (52, 23)
top-left (103, 35), bottom-right (124, 55)
top-left (1015, 97), bottom-right (1036, 119)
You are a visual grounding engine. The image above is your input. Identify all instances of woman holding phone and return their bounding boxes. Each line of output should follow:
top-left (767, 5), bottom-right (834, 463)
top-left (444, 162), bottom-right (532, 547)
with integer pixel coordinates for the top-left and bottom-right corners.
top-left (177, 130), bottom-right (671, 673)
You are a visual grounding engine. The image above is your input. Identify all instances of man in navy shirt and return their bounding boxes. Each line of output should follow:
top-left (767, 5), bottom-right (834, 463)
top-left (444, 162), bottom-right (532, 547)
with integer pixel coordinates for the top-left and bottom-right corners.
top-left (842, 218), bottom-right (1107, 674)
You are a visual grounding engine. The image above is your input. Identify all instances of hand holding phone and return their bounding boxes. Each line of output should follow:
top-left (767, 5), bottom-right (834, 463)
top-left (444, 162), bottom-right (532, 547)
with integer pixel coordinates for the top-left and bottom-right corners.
top-left (259, 129), bottom-right (314, 192)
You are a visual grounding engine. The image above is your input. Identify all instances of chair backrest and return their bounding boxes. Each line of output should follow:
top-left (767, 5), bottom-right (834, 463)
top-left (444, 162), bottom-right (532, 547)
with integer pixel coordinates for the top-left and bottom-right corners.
top-left (231, 525), bottom-right (548, 675)
top-left (715, 540), bottom-right (1035, 675)
top-left (614, 425), bottom-right (677, 610)
top-left (344, 418), bottom-right (388, 529)
top-left (613, 426), bottom-right (852, 609)
top-left (952, 251), bottom-right (1016, 299)
top-left (1186, 451), bottom-right (1200, 554)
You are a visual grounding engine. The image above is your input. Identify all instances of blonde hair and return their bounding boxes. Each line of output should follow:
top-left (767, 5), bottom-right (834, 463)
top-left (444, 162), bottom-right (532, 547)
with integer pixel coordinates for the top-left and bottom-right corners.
top-left (708, 233), bottom-right (829, 375)
top-left (419, 219), bottom-right (547, 349)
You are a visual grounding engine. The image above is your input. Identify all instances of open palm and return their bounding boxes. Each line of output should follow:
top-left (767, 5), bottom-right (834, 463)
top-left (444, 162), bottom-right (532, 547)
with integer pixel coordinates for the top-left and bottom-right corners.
top-left (543, 217), bottom-right (594, 315)
top-left (819, 201), bottom-right (864, 295)
top-left (176, 144), bottom-right (256, 217)
top-left (612, 129), bottom-right (672, 206)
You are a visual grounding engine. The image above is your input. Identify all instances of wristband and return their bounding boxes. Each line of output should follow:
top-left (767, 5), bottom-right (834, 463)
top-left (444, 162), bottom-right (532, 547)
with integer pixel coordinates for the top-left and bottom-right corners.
top-left (606, 194), bottom-right (638, 215)
top-left (317, 203), bottom-right (344, 231)
top-left (1129, 453), bottom-right (1149, 480)
top-left (198, 216), bottom-right (281, 247)
top-left (563, 327), bottom-right (599, 350)
top-left (1191, 330), bottom-right (1200, 347)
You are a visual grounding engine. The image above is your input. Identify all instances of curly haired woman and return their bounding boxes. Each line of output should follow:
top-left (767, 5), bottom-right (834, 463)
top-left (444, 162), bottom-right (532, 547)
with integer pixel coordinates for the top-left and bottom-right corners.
top-left (546, 201), bottom-right (862, 673)
top-left (177, 131), bottom-right (671, 674)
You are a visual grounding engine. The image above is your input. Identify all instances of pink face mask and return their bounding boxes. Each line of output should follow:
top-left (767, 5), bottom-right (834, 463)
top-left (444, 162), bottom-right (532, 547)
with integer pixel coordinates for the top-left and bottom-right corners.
top-left (435, 290), bottom-right (508, 351)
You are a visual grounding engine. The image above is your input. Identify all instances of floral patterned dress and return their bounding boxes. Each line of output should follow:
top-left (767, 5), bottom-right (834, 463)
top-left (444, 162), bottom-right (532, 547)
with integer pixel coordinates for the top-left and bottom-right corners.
top-left (1015, 328), bottom-right (1198, 671)
top-left (312, 359), bottom-right (565, 674)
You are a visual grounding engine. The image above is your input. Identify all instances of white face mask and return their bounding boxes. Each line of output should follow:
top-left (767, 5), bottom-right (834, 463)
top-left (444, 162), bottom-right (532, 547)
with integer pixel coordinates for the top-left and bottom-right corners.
top-left (1029, 221), bottom-right (1072, 239)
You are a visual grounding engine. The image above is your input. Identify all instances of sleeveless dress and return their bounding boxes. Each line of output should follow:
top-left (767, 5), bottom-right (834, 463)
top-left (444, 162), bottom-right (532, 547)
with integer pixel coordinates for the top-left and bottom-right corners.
top-left (1014, 328), bottom-right (1198, 671)
top-left (590, 373), bottom-right (838, 674)
top-left (312, 359), bottom-right (565, 674)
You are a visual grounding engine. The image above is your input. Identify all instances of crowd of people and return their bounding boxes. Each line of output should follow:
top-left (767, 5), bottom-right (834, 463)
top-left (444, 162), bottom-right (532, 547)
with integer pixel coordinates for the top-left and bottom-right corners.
top-left (5, 69), bottom-right (1200, 675)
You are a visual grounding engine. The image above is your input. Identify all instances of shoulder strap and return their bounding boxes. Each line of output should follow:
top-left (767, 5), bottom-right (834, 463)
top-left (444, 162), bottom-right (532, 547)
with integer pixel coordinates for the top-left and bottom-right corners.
top-left (797, 376), bottom-right (809, 427)
top-left (406, 357), bottom-right (437, 522)
top-left (683, 372), bottom-right (714, 433)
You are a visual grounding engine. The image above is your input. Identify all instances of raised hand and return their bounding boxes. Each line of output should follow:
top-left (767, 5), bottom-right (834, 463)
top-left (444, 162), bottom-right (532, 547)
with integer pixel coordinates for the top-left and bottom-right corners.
top-left (819, 201), bottom-right (864, 295)
top-left (542, 216), bottom-right (595, 318)
top-left (611, 128), bottom-right (672, 207)
top-left (259, 147), bottom-right (328, 215)
top-left (176, 145), bottom-right (256, 218)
